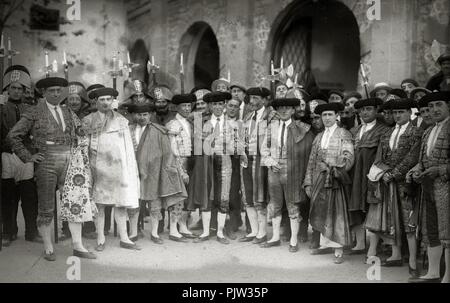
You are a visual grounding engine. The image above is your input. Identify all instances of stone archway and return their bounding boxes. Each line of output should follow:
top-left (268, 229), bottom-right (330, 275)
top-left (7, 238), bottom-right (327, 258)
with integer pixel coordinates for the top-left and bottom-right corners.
top-left (179, 21), bottom-right (220, 90)
top-left (129, 39), bottom-right (150, 84)
top-left (268, 0), bottom-right (361, 93)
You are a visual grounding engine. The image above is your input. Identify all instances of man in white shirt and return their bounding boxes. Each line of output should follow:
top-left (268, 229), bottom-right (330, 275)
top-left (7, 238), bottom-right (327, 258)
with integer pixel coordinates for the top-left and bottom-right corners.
top-left (347, 98), bottom-right (389, 256)
top-left (239, 87), bottom-right (272, 244)
top-left (260, 98), bottom-right (314, 252)
top-left (230, 84), bottom-right (248, 121)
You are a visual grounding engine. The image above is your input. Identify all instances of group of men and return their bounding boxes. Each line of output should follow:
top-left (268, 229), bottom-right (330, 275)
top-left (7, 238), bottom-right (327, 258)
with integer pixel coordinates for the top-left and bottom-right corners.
top-left (0, 52), bottom-right (449, 283)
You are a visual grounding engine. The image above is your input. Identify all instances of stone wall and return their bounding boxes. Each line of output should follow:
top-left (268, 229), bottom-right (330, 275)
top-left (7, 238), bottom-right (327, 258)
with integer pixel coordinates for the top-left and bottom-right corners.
top-left (3, 0), bottom-right (128, 95)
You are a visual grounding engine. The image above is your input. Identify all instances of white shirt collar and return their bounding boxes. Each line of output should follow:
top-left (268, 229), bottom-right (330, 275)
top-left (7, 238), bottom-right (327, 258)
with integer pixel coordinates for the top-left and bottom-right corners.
top-left (363, 119), bottom-right (377, 127)
top-left (395, 121), bottom-right (410, 130)
top-left (46, 100), bottom-right (60, 110)
top-left (281, 119), bottom-right (292, 127)
top-left (176, 113), bottom-right (188, 122)
top-left (252, 106), bottom-right (265, 120)
top-left (325, 122), bottom-right (338, 134)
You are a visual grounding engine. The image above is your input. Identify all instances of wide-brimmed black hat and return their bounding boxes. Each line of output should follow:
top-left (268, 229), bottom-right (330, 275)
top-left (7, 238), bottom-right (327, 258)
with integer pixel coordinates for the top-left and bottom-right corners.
top-left (246, 87), bottom-right (271, 98)
top-left (36, 77), bottom-right (68, 89)
top-left (389, 98), bottom-right (416, 110)
top-left (314, 102), bottom-right (344, 114)
top-left (172, 93), bottom-right (197, 105)
top-left (419, 91), bottom-right (450, 105)
top-left (88, 87), bottom-right (118, 99)
top-left (272, 98), bottom-right (300, 109)
top-left (203, 91), bottom-right (232, 103)
top-left (354, 98), bottom-right (383, 109)
top-left (127, 103), bottom-right (153, 113)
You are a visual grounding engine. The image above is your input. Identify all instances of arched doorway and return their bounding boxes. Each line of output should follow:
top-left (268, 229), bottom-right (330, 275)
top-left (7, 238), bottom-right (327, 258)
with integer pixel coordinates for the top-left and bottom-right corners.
top-left (270, 0), bottom-right (360, 93)
top-left (179, 22), bottom-right (220, 90)
top-left (129, 39), bottom-right (150, 84)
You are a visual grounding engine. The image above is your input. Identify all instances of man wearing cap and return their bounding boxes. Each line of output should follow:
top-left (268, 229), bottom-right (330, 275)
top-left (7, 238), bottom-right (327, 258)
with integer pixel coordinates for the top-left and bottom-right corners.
top-left (82, 87), bottom-right (141, 251)
top-left (364, 98), bottom-right (423, 274)
top-left (211, 78), bottom-right (230, 93)
top-left (239, 87), bottom-right (272, 244)
top-left (341, 92), bottom-right (362, 132)
top-left (308, 98), bottom-right (327, 136)
top-left (260, 97), bottom-right (314, 252)
top-left (230, 84), bottom-right (249, 120)
top-left (426, 52), bottom-right (450, 92)
top-left (370, 83), bottom-right (392, 102)
top-left (192, 91), bottom-right (240, 244)
top-left (401, 79), bottom-right (419, 97)
top-left (347, 98), bottom-right (389, 255)
top-left (166, 94), bottom-right (196, 240)
top-left (191, 87), bottom-right (211, 116)
top-left (303, 102), bottom-right (354, 264)
top-left (288, 87), bottom-right (310, 123)
top-left (412, 94), bottom-right (434, 130)
top-left (275, 82), bottom-right (288, 99)
top-left (150, 84), bottom-right (176, 126)
top-left (1, 65), bottom-right (40, 247)
top-left (8, 76), bottom-right (96, 260)
top-left (119, 79), bottom-right (153, 122)
top-left (128, 102), bottom-right (189, 244)
top-left (223, 96), bottom-right (245, 239)
top-left (408, 91), bottom-right (450, 283)
top-left (328, 90), bottom-right (344, 104)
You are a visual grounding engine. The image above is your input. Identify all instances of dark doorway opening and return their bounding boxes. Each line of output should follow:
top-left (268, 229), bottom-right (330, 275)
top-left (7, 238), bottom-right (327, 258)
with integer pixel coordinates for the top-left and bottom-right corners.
top-left (194, 26), bottom-right (220, 89)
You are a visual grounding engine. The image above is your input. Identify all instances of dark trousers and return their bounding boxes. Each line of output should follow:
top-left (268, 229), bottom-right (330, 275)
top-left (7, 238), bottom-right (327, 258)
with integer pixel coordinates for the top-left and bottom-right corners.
top-left (225, 156), bottom-right (242, 232)
top-left (1, 178), bottom-right (38, 240)
top-left (104, 205), bottom-right (112, 232)
top-left (311, 229), bottom-right (321, 249)
top-left (299, 198), bottom-right (311, 238)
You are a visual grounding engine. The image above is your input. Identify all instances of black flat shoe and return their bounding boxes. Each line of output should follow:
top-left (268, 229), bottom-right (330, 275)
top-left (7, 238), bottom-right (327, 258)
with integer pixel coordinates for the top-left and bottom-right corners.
top-left (129, 236), bottom-right (138, 242)
top-left (409, 265), bottom-right (420, 278)
top-left (43, 251), bottom-right (56, 261)
top-left (381, 259), bottom-right (403, 267)
top-left (119, 241), bottom-right (141, 250)
top-left (310, 247), bottom-right (333, 255)
top-left (289, 244), bottom-right (299, 252)
top-left (180, 233), bottom-right (197, 239)
top-left (73, 250), bottom-right (97, 259)
top-left (217, 236), bottom-right (230, 245)
top-left (169, 235), bottom-right (189, 243)
top-left (150, 235), bottom-right (164, 245)
top-left (408, 277), bottom-right (441, 283)
top-left (238, 235), bottom-right (255, 242)
top-left (260, 240), bottom-right (280, 248)
top-left (194, 235), bottom-right (209, 243)
top-left (95, 243), bottom-right (105, 252)
top-left (253, 235), bottom-right (267, 244)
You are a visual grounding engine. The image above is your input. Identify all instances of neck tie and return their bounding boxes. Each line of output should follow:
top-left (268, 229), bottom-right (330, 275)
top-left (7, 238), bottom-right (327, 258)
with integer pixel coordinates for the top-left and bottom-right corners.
top-left (391, 126), bottom-right (401, 150)
top-left (54, 106), bottom-right (64, 130)
top-left (280, 122), bottom-right (286, 158)
top-left (14, 105), bottom-right (20, 122)
top-left (359, 124), bottom-right (367, 140)
top-left (250, 111), bottom-right (257, 134)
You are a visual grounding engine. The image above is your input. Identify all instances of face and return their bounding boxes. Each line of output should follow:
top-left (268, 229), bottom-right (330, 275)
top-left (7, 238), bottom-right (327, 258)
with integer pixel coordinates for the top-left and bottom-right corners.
top-left (132, 92), bottom-right (146, 104)
top-left (177, 103), bottom-right (192, 119)
top-left (216, 83), bottom-right (228, 92)
top-left (194, 100), bottom-right (207, 113)
top-left (311, 114), bottom-right (324, 132)
top-left (23, 87), bottom-right (34, 103)
top-left (413, 91), bottom-right (426, 102)
top-left (210, 101), bottom-right (225, 117)
top-left (345, 97), bottom-right (358, 110)
top-left (155, 99), bottom-right (168, 114)
top-left (249, 95), bottom-right (264, 111)
top-left (226, 99), bottom-right (240, 119)
top-left (7, 82), bottom-right (25, 101)
top-left (277, 106), bottom-right (295, 121)
top-left (329, 93), bottom-right (342, 103)
top-left (392, 109), bottom-right (411, 125)
top-left (401, 82), bottom-right (416, 95)
top-left (441, 60), bottom-right (450, 76)
top-left (359, 106), bottom-right (378, 123)
top-left (67, 94), bottom-right (82, 112)
top-left (293, 100), bottom-right (306, 118)
top-left (133, 112), bottom-right (151, 126)
top-left (428, 100), bottom-right (449, 123)
top-left (419, 107), bottom-right (433, 125)
top-left (231, 87), bottom-right (245, 102)
top-left (340, 107), bottom-right (353, 118)
top-left (97, 95), bottom-right (114, 113)
top-left (383, 110), bottom-right (395, 125)
top-left (275, 85), bottom-right (288, 98)
top-left (321, 110), bottom-right (338, 128)
top-left (44, 86), bottom-right (65, 106)
top-left (376, 89), bottom-right (389, 101)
